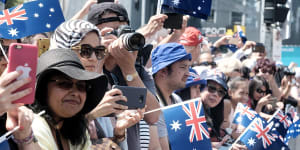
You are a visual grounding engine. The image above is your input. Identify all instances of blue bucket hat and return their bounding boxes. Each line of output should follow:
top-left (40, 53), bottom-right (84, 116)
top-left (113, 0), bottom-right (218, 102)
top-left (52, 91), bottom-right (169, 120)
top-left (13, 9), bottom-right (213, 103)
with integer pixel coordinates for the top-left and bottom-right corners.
top-left (151, 43), bottom-right (192, 75)
top-left (176, 68), bottom-right (206, 92)
top-left (204, 69), bottom-right (228, 90)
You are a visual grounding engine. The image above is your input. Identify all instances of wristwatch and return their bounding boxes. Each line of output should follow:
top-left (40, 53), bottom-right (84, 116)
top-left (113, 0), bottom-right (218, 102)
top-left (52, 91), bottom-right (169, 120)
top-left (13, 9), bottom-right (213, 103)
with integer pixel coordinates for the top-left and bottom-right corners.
top-left (125, 72), bottom-right (138, 82)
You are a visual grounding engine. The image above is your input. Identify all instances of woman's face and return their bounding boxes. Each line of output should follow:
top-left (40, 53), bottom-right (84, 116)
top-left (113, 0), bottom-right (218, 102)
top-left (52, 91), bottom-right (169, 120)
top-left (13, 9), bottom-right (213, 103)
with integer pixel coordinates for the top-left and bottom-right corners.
top-left (253, 85), bottom-right (266, 101)
top-left (201, 81), bottom-right (226, 108)
top-left (190, 84), bottom-right (201, 99)
top-left (47, 75), bottom-right (87, 119)
top-left (229, 82), bottom-right (249, 104)
top-left (76, 32), bottom-right (105, 73)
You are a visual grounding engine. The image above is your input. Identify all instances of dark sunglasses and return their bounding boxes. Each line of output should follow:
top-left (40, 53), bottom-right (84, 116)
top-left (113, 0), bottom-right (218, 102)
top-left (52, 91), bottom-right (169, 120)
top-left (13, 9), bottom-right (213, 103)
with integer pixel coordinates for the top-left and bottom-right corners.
top-left (72, 44), bottom-right (106, 60)
top-left (207, 84), bottom-right (226, 98)
top-left (0, 46), bottom-right (9, 61)
top-left (49, 79), bottom-right (90, 92)
top-left (256, 88), bottom-right (266, 95)
top-left (199, 61), bottom-right (216, 67)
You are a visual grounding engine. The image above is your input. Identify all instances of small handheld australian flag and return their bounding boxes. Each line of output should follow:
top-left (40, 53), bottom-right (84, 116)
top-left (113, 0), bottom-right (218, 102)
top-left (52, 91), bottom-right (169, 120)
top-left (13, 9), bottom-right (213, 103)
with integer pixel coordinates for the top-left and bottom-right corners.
top-left (0, 0), bottom-right (65, 39)
top-left (162, 99), bottom-right (212, 150)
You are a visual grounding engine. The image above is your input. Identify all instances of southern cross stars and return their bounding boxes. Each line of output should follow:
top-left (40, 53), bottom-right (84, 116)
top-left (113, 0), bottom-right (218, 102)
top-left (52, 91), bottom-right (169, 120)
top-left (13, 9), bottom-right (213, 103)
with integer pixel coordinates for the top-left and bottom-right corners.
top-left (248, 137), bottom-right (256, 146)
top-left (172, 0), bottom-right (180, 6)
top-left (170, 120), bottom-right (182, 132)
top-left (8, 28), bottom-right (19, 37)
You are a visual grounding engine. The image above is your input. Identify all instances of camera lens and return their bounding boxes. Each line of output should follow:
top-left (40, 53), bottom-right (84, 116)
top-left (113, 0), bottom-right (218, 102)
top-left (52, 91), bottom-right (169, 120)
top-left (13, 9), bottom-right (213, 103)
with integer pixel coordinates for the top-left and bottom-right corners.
top-left (122, 33), bottom-right (145, 51)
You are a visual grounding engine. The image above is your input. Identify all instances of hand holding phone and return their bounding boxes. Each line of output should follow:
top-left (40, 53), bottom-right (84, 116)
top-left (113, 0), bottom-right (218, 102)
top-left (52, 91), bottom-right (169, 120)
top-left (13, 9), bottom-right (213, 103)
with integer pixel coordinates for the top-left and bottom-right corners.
top-left (7, 43), bottom-right (38, 104)
top-left (112, 85), bottom-right (147, 109)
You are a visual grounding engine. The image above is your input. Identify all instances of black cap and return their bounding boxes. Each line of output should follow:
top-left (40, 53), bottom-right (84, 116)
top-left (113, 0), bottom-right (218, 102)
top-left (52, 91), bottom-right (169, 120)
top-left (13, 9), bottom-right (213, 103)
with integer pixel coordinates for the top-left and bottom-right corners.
top-left (88, 2), bottom-right (129, 26)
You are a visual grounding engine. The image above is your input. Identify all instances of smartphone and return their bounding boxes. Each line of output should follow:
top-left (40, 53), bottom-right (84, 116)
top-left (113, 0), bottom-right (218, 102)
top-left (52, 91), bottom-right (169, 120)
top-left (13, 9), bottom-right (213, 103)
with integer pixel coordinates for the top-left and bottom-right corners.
top-left (228, 37), bottom-right (239, 45)
top-left (112, 85), bottom-right (147, 109)
top-left (163, 13), bottom-right (183, 29)
top-left (97, 0), bottom-right (114, 3)
top-left (37, 38), bottom-right (50, 57)
top-left (252, 43), bottom-right (265, 53)
top-left (7, 43), bottom-right (38, 104)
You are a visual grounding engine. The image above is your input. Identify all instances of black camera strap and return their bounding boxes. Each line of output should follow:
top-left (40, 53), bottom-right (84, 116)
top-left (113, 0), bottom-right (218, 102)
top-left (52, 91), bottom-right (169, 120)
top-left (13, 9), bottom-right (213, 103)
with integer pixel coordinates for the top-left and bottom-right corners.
top-left (97, 16), bottom-right (128, 25)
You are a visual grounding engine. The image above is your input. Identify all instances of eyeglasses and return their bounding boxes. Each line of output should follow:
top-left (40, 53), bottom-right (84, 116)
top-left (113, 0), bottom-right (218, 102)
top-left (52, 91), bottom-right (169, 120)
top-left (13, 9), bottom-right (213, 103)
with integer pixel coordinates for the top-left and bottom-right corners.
top-left (256, 88), bottom-right (266, 95)
top-left (207, 84), bottom-right (226, 98)
top-left (49, 79), bottom-right (90, 92)
top-left (0, 46), bottom-right (9, 61)
top-left (72, 44), bottom-right (106, 60)
top-left (199, 61), bottom-right (216, 68)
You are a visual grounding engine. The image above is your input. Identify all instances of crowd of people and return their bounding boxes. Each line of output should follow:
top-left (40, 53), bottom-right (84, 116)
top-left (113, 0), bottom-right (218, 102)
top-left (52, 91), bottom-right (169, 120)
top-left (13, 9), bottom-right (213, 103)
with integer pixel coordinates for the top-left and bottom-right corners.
top-left (0, 0), bottom-right (300, 150)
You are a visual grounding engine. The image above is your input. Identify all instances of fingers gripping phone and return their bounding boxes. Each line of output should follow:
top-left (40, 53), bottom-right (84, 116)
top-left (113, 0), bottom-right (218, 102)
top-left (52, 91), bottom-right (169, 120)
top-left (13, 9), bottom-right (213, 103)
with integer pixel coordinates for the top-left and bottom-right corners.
top-left (112, 85), bottom-right (147, 109)
top-left (7, 43), bottom-right (38, 104)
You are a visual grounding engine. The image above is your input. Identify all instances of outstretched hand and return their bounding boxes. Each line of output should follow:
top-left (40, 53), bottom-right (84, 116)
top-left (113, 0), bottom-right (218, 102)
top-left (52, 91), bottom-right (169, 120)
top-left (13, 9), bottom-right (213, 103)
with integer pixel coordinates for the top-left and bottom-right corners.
top-left (0, 69), bottom-right (32, 115)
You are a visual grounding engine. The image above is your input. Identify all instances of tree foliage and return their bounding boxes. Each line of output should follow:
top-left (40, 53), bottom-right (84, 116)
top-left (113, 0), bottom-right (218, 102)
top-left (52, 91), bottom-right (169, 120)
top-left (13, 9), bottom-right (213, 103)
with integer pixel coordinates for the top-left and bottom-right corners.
top-left (5, 0), bottom-right (24, 9)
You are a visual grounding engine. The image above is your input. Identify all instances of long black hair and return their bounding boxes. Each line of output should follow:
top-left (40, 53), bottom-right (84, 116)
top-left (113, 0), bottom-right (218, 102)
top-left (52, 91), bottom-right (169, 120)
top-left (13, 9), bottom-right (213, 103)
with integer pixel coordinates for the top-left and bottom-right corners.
top-left (248, 76), bottom-right (270, 109)
top-left (30, 71), bottom-right (88, 146)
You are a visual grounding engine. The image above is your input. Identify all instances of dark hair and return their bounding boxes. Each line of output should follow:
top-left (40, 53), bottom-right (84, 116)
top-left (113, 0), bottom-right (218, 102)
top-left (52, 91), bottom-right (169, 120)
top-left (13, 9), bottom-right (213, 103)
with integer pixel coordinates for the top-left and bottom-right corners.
top-left (204, 99), bottom-right (224, 139)
top-left (30, 71), bottom-right (88, 146)
top-left (248, 76), bottom-right (270, 109)
top-left (254, 58), bottom-right (276, 75)
top-left (203, 80), bottom-right (225, 139)
top-left (152, 64), bottom-right (173, 79)
top-left (175, 87), bottom-right (191, 101)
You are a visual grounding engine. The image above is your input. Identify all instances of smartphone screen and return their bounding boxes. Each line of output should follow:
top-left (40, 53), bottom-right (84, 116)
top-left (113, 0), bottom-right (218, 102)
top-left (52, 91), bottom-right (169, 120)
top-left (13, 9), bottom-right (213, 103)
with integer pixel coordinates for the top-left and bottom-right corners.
top-left (163, 13), bottom-right (183, 29)
top-left (7, 43), bottom-right (38, 104)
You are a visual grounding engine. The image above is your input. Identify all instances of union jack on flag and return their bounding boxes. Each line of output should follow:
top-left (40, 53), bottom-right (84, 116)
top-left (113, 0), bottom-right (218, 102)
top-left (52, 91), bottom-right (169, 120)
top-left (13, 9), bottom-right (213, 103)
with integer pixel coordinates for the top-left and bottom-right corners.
top-left (240, 117), bottom-right (289, 150)
top-left (162, 99), bottom-right (212, 150)
top-left (268, 109), bottom-right (292, 138)
top-left (233, 103), bottom-right (260, 128)
top-left (0, 0), bottom-right (64, 39)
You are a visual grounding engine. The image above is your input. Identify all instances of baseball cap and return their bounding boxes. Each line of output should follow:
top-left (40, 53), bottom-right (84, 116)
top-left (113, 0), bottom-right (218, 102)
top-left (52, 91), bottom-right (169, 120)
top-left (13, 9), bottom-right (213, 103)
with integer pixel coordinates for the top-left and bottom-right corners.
top-left (87, 2), bottom-right (129, 26)
top-left (179, 27), bottom-right (203, 46)
top-left (203, 69), bottom-right (228, 90)
top-left (151, 43), bottom-right (192, 75)
top-left (185, 68), bottom-right (206, 89)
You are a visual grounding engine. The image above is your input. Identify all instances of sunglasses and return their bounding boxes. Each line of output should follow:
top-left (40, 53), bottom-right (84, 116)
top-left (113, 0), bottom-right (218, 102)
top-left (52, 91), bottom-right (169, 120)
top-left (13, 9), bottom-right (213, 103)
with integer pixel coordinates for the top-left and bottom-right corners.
top-left (72, 44), bottom-right (106, 60)
top-left (256, 88), bottom-right (266, 95)
top-left (207, 84), bottom-right (226, 98)
top-left (49, 79), bottom-right (90, 92)
top-left (0, 46), bottom-right (9, 61)
top-left (199, 61), bottom-right (216, 67)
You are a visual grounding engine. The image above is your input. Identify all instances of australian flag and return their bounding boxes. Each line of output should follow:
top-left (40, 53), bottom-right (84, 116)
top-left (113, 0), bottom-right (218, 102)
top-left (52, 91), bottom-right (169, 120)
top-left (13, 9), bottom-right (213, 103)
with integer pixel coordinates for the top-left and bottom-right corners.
top-left (162, 0), bottom-right (212, 20)
top-left (267, 110), bottom-right (292, 137)
top-left (232, 103), bottom-right (261, 128)
top-left (0, 0), bottom-right (65, 39)
top-left (239, 117), bottom-right (289, 150)
top-left (0, 139), bottom-right (10, 150)
top-left (284, 105), bottom-right (300, 144)
top-left (162, 99), bottom-right (212, 150)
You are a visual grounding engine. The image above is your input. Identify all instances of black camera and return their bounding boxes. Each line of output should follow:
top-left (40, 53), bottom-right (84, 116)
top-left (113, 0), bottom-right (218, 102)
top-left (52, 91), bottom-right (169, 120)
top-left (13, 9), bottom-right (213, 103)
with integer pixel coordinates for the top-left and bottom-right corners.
top-left (109, 25), bottom-right (145, 51)
top-left (283, 66), bottom-right (296, 76)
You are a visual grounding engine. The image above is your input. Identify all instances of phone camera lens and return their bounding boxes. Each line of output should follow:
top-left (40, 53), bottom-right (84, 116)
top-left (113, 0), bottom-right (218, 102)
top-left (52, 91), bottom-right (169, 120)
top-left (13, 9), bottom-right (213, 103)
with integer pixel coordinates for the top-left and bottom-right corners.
top-left (15, 45), bottom-right (22, 49)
